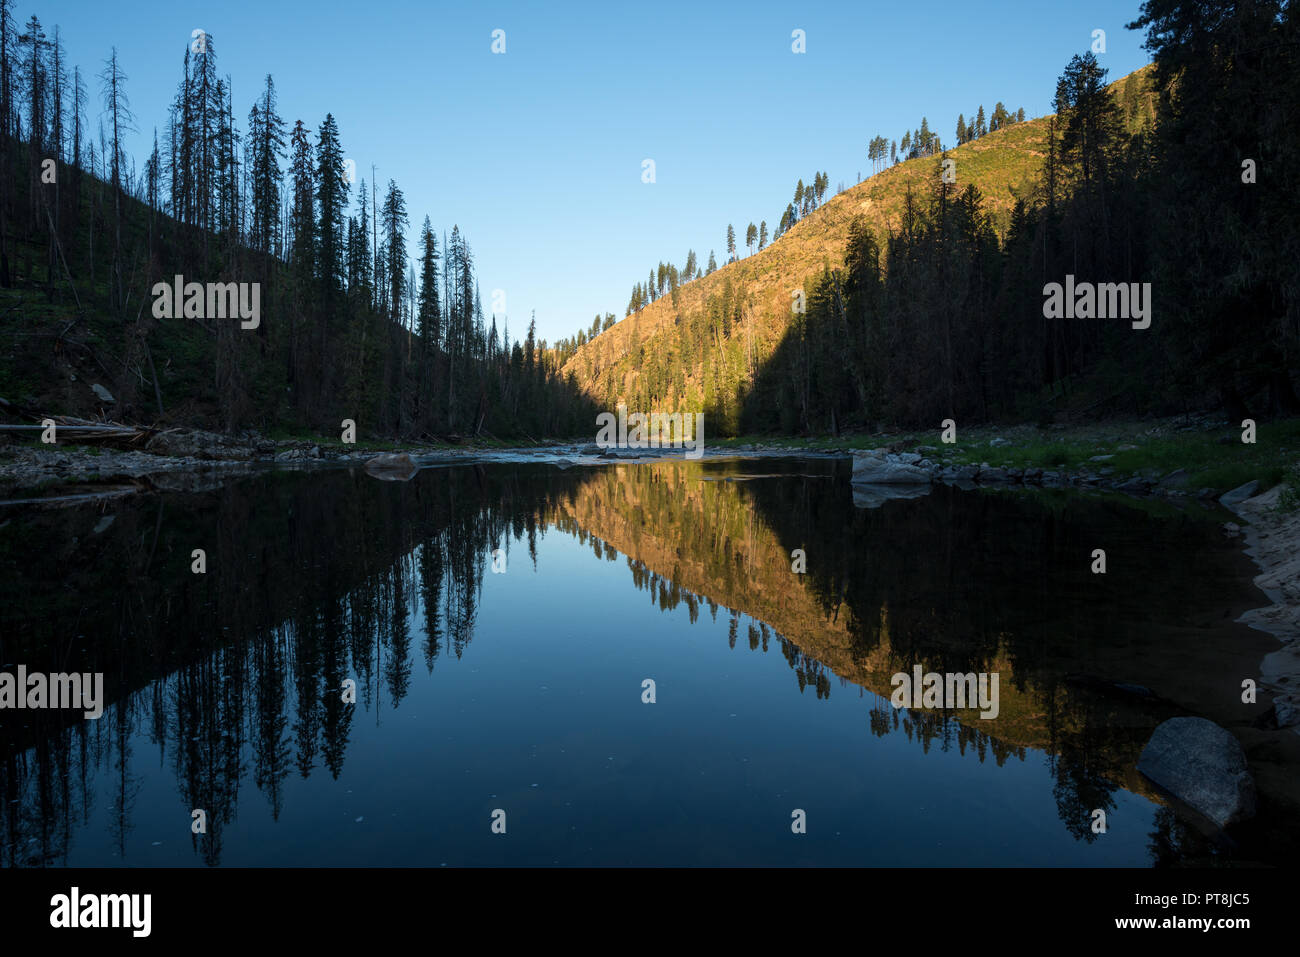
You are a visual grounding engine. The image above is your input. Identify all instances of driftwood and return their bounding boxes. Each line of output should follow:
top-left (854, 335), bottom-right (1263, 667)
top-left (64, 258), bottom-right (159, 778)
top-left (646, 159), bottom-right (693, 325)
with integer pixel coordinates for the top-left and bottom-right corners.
top-left (0, 397), bottom-right (164, 447)
top-left (0, 423), bottom-right (151, 442)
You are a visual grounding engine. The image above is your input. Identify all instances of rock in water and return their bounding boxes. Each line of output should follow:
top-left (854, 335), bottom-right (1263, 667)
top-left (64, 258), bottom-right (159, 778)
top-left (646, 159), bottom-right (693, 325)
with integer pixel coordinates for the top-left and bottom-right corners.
top-left (364, 452), bottom-right (417, 481)
top-left (850, 451), bottom-right (932, 485)
top-left (1136, 717), bottom-right (1256, 829)
top-left (851, 484), bottom-right (931, 509)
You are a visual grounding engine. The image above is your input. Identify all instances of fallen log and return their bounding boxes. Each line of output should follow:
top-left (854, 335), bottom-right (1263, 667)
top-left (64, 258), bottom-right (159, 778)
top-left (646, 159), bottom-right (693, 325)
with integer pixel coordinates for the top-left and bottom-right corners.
top-left (0, 420), bottom-right (164, 447)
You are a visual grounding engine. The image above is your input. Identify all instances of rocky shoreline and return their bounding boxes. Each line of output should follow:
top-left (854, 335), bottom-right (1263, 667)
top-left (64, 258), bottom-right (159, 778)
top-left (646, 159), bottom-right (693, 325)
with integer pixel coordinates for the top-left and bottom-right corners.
top-left (847, 445), bottom-right (1236, 501)
top-left (0, 429), bottom-right (508, 495)
top-left (0, 427), bottom-right (1276, 500)
top-left (1227, 484), bottom-right (1300, 731)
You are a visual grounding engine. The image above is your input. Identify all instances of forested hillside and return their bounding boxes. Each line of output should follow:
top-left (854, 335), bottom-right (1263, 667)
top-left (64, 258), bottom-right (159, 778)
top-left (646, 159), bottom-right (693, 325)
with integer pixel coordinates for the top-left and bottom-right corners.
top-left (0, 5), bottom-right (596, 440)
top-left (564, 3), bottom-right (1299, 436)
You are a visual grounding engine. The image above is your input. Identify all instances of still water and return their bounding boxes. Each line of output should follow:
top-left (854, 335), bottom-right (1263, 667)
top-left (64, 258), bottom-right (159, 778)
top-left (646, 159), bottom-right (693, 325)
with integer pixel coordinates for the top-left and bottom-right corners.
top-left (0, 457), bottom-right (1284, 865)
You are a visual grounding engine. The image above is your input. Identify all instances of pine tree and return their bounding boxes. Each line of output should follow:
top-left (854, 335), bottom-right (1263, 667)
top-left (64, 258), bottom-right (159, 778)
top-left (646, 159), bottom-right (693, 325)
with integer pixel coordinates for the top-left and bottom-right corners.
top-left (190, 30), bottom-right (219, 234)
top-left (758, 221), bottom-right (767, 250)
top-left (49, 26), bottom-right (65, 163)
top-left (382, 179), bottom-right (408, 324)
top-left (726, 223), bottom-right (735, 261)
top-left (288, 119), bottom-right (314, 274)
top-left (417, 216), bottom-right (441, 350)
top-left (248, 74), bottom-right (285, 256)
top-left (0, 0), bottom-right (14, 147)
top-left (98, 47), bottom-right (133, 309)
top-left (1053, 52), bottom-right (1122, 189)
top-left (19, 16), bottom-right (46, 155)
top-left (347, 178), bottom-right (371, 292)
top-left (315, 112), bottom-right (348, 298)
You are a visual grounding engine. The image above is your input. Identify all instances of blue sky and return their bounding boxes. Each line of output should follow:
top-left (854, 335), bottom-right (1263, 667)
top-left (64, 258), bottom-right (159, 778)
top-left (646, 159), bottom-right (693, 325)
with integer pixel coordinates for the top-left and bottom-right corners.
top-left (43, 0), bottom-right (1151, 345)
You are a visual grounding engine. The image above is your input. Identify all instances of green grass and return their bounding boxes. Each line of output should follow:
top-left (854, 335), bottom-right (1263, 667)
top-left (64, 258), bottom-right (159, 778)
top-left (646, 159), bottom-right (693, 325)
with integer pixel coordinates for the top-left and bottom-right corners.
top-left (710, 418), bottom-right (1300, 494)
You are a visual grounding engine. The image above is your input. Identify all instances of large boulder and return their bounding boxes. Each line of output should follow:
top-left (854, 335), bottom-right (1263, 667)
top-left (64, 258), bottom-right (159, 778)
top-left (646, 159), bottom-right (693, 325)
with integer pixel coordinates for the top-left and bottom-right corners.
top-left (1219, 480), bottom-right (1260, 507)
top-left (851, 451), bottom-right (933, 485)
top-left (1136, 717), bottom-right (1256, 829)
top-left (145, 428), bottom-right (253, 460)
top-left (364, 452), bottom-right (417, 481)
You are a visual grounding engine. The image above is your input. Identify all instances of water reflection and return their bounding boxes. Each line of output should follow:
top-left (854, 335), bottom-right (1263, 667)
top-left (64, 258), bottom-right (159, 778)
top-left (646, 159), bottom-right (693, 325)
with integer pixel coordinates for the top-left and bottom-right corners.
top-left (0, 459), bottom-right (1284, 865)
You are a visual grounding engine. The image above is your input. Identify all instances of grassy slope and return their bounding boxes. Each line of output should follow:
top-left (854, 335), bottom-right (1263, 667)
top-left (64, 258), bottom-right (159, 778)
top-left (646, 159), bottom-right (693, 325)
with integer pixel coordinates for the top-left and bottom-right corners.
top-left (562, 67), bottom-right (1155, 416)
top-left (711, 418), bottom-right (1300, 496)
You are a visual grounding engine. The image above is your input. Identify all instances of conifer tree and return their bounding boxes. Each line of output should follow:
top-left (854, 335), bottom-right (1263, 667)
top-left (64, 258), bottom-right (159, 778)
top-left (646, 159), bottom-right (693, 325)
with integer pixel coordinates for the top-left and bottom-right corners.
top-left (248, 74), bottom-right (285, 256)
top-left (98, 47), bottom-right (132, 309)
top-left (417, 216), bottom-right (441, 351)
top-left (288, 119), bottom-right (314, 274)
top-left (382, 179), bottom-right (407, 324)
top-left (315, 112), bottom-right (348, 298)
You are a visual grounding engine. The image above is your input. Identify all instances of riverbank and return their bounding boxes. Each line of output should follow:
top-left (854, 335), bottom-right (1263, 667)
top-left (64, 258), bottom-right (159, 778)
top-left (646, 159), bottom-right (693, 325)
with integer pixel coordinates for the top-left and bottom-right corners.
top-left (4, 413), bottom-right (1297, 487)
top-left (720, 413), bottom-right (1300, 497)
top-left (1228, 485), bottom-right (1300, 729)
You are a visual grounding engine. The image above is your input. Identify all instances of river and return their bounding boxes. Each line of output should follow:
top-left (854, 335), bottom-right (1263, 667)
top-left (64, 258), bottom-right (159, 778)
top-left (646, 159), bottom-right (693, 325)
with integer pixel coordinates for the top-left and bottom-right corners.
top-left (0, 456), bottom-right (1289, 865)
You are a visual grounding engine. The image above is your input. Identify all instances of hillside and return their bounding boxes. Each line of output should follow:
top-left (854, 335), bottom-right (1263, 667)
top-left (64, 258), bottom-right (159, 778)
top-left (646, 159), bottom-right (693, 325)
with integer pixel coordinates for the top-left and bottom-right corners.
top-left (0, 24), bottom-right (595, 444)
top-left (562, 66), bottom-right (1157, 429)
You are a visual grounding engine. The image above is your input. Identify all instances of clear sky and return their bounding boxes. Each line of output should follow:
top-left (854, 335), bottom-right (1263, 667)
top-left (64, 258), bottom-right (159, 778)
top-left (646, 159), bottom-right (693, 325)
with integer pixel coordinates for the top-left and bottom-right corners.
top-left (42, 0), bottom-right (1151, 345)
